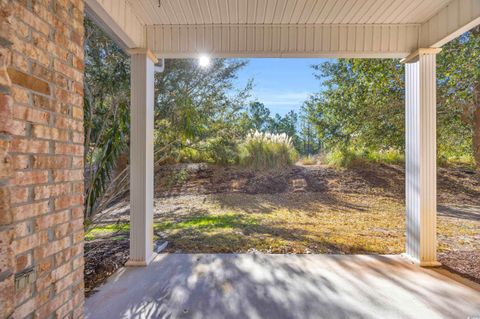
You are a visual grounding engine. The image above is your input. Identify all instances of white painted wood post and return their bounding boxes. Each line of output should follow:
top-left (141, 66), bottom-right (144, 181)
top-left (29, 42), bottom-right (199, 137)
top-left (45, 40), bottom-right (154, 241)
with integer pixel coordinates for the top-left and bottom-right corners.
top-left (126, 49), bottom-right (157, 266)
top-left (403, 48), bottom-right (441, 267)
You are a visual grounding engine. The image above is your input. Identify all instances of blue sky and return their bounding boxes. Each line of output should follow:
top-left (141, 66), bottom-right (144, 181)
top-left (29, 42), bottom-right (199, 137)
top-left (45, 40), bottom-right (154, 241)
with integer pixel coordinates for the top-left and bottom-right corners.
top-left (232, 58), bottom-right (331, 116)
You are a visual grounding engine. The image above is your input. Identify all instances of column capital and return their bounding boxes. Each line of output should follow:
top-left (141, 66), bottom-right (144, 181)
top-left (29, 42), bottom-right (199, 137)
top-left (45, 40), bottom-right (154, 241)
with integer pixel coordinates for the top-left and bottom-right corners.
top-left (127, 48), bottom-right (158, 64)
top-left (401, 48), bottom-right (442, 64)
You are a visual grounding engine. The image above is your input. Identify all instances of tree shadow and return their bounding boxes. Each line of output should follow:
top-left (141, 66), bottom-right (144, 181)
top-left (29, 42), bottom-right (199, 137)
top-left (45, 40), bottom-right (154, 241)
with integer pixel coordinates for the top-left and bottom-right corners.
top-left (438, 204), bottom-right (480, 222)
top-left (85, 254), bottom-right (480, 319)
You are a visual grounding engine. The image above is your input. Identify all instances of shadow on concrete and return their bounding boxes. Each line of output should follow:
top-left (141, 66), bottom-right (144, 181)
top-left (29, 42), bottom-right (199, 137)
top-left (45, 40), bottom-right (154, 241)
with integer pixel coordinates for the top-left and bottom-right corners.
top-left (85, 254), bottom-right (480, 319)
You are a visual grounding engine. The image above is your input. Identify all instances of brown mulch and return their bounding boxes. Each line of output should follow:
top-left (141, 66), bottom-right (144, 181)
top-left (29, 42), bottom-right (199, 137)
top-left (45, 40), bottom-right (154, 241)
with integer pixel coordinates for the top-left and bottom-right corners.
top-left (439, 251), bottom-right (480, 285)
top-left (154, 163), bottom-right (480, 205)
top-left (84, 238), bottom-right (130, 296)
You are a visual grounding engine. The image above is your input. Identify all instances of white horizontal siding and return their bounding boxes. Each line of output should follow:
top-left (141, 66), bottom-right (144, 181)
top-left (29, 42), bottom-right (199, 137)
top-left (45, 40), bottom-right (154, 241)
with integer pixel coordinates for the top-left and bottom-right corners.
top-left (146, 24), bottom-right (419, 58)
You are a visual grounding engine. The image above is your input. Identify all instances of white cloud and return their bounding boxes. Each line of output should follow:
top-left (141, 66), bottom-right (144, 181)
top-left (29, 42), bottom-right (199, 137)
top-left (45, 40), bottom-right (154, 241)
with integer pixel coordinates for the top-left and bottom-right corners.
top-left (251, 91), bottom-right (310, 113)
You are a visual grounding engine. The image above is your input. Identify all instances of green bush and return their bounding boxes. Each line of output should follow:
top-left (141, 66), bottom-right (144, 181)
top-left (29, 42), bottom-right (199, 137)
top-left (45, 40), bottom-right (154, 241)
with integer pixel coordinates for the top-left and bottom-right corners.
top-left (238, 131), bottom-right (298, 169)
top-left (204, 136), bottom-right (238, 165)
top-left (325, 148), bottom-right (404, 168)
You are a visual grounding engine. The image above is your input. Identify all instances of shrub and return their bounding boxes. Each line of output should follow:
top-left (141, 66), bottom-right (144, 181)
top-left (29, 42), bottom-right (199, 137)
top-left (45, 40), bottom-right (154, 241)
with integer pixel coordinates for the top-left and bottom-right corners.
top-left (204, 136), bottom-right (238, 165)
top-left (238, 131), bottom-right (298, 169)
top-left (325, 148), bottom-right (404, 168)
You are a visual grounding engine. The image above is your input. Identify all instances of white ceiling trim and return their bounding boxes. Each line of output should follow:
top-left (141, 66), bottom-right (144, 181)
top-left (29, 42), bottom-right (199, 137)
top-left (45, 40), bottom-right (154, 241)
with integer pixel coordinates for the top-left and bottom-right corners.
top-left (146, 24), bottom-right (420, 58)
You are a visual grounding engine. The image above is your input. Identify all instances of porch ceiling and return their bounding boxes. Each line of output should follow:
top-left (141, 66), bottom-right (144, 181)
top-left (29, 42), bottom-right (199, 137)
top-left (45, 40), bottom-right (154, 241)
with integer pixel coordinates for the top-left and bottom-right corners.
top-left (85, 0), bottom-right (480, 58)
top-left (130, 0), bottom-right (451, 25)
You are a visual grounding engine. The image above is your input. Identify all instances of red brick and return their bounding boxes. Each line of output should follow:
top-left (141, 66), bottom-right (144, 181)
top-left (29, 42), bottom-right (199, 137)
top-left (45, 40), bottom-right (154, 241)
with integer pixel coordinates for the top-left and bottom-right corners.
top-left (35, 210), bottom-right (70, 230)
top-left (54, 194), bottom-right (83, 210)
top-left (0, 94), bottom-right (13, 134)
top-left (11, 155), bottom-right (30, 170)
top-left (12, 295), bottom-right (35, 319)
top-left (12, 201), bottom-right (49, 222)
top-left (72, 106), bottom-right (83, 120)
top-left (36, 257), bottom-right (54, 278)
top-left (15, 282), bottom-right (34, 306)
top-left (0, 227), bottom-right (14, 274)
top-left (52, 261), bottom-right (72, 281)
top-left (31, 62), bottom-right (54, 83)
top-left (71, 207), bottom-right (83, 219)
top-left (72, 254), bottom-right (83, 269)
top-left (53, 169), bottom-right (83, 182)
top-left (10, 137), bottom-right (49, 154)
top-left (33, 183), bottom-right (71, 200)
top-left (72, 156), bottom-right (83, 168)
top-left (0, 140), bottom-right (13, 179)
top-left (13, 3), bottom-right (51, 36)
top-left (34, 235), bottom-right (71, 260)
top-left (10, 187), bottom-right (29, 204)
top-left (32, 125), bottom-right (69, 141)
top-left (13, 230), bottom-right (48, 254)
top-left (0, 275), bottom-right (14, 319)
top-left (11, 86), bottom-right (29, 104)
top-left (72, 181), bottom-right (83, 194)
top-left (55, 142), bottom-right (83, 156)
top-left (32, 155), bottom-right (70, 169)
top-left (15, 253), bottom-right (32, 273)
top-left (35, 289), bottom-right (71, 319)
top-left (3, 1), bottom-right (85, 317)
top-left (56, 299), bottom-right (74, 318)
top-left (12, 170), bottom-right (48, 186)
top-left (0, 187), bottom-right (12, 225)
top-left (8, 68), bottom-right (51, 95)
top-left (55, 116), bottom-right (83, 132)
top-left (13, 105), bottom-right (50, 124)
top-left (55, 267), bottom-right (82, 293)
top-left (14, 220), bottom-right (32, 238)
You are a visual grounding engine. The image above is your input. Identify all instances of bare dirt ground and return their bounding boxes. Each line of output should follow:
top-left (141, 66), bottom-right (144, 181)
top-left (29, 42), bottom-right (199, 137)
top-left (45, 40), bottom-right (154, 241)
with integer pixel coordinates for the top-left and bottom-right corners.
top-left (85, 163), bottom-right (480, 295)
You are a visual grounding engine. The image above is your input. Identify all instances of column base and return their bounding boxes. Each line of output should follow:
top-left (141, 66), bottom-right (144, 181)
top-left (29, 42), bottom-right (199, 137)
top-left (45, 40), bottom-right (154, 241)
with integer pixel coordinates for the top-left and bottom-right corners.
top-left (401, 253), bottom-right (441, 267)
top-left (125, 252), bottom-right (157, 267)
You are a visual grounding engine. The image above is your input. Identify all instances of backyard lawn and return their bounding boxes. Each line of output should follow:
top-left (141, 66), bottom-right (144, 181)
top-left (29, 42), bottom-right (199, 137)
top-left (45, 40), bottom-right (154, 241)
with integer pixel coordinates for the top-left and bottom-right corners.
top-left (84, 163), bottom-right (480, 294)
top-left (89, 192), bottom-right (479, 254)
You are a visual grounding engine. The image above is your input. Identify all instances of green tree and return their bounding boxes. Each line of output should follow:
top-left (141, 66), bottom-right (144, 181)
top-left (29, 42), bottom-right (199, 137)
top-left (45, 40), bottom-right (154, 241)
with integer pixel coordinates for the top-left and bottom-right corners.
top-left (247, 101), bottom-right (271, 132)
top-left (154, 58), bottom-right (252, 164)
top-left (437, 26), bottom-right (480, 166)
top-left (305, 28), bottom-right (480, 168)
top-left (84, 18), bottom-right (130, 220)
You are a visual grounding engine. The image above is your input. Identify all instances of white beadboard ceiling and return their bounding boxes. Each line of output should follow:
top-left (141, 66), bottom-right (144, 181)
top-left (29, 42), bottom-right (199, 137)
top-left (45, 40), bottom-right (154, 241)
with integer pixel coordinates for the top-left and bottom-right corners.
top-left (87, 0), bottom-right (480, 57)
top-left (129, 0), bottom-right (452, 26)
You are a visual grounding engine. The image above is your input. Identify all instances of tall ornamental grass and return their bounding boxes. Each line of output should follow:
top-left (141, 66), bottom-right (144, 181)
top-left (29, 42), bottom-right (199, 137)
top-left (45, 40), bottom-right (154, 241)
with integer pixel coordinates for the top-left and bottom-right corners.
top-left (238, 131), bottom-right (298, 169)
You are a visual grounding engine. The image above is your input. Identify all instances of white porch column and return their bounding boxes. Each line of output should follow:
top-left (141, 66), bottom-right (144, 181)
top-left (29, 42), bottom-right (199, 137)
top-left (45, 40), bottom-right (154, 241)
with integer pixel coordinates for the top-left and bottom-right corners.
top-left (126, 49), bottom-right (157, 266)
top-left (403, 48), bottom-right (441, 267)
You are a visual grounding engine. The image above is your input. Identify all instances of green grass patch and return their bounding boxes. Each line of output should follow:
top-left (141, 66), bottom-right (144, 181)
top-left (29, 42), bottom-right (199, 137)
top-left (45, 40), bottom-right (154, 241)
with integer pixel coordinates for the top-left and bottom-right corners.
top-left (155, 214), bottom-right (257, 231)
top-left (85, 223), bottom-right (130, 241)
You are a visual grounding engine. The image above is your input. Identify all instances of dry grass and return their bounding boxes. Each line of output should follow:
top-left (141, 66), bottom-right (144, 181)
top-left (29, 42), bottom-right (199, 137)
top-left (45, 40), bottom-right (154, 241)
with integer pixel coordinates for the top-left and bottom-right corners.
top-left (86, 192), bottom-right (479, 255)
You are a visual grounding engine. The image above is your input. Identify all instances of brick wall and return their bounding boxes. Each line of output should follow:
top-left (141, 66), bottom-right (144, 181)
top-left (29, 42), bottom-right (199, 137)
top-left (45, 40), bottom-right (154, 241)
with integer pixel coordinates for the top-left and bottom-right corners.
top-left (0, 0), bottom-right (85, 318)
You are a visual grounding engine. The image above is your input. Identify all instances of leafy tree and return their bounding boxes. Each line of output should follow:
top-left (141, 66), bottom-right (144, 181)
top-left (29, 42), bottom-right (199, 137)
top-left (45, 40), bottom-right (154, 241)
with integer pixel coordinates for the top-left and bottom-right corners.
top-left (437, 26), bottom-right (480, 165)
top-left (298, 99), bottom-right (321, 155)
top-left (84, 18), bottom-right (130, 220)
top-left (247, 101), bottom-right (271, 132)
top-left (308, 59), bottom-right (404, 152)
top-left (154, 58), bottom-right (252, 164)
top-left (305, 28), bottom-right (480, 168)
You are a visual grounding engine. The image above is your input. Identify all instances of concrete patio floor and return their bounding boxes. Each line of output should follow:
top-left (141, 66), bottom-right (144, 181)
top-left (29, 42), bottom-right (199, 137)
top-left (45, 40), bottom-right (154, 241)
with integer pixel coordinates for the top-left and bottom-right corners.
top-left (85, 254), bottom-right (480, 319)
